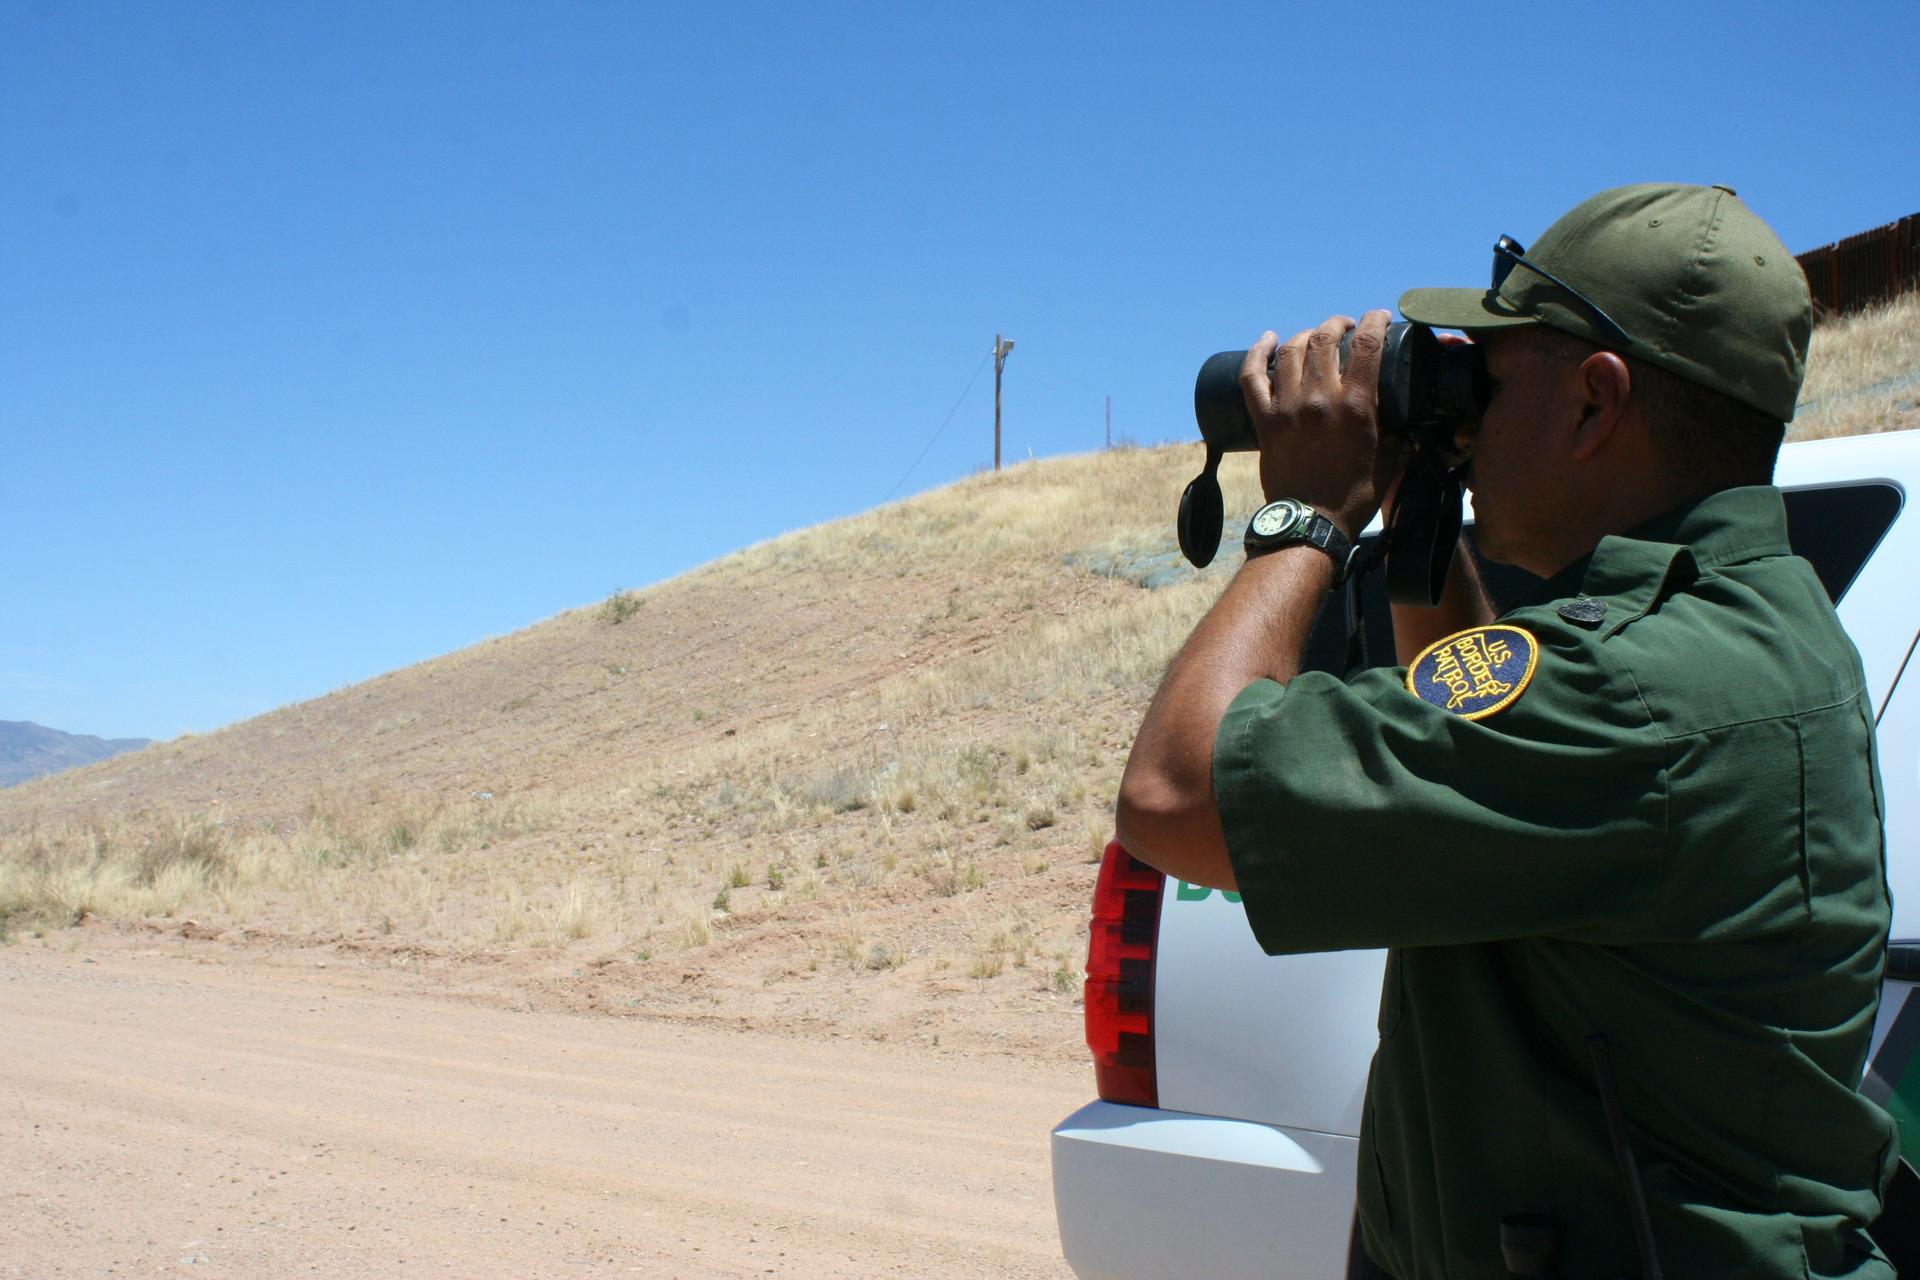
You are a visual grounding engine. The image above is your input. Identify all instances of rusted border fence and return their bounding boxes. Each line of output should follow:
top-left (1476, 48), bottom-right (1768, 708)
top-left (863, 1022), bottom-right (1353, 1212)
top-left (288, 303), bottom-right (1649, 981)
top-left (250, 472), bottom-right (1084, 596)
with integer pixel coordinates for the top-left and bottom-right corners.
top-left (1796, 213), bottom-right (1919, 320)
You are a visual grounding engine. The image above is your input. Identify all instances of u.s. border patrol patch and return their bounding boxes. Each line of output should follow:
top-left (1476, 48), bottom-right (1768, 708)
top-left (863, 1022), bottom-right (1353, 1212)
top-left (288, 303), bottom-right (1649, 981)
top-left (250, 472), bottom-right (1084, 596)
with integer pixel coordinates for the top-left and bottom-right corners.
top-left (1406, 625), bottom-right (1539, 720)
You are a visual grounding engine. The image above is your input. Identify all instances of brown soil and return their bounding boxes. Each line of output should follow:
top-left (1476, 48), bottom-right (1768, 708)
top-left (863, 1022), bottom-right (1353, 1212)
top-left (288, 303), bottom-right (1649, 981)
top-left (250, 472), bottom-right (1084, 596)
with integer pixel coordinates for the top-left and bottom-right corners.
top-left (2, 937), bottom-right (1085, 1279)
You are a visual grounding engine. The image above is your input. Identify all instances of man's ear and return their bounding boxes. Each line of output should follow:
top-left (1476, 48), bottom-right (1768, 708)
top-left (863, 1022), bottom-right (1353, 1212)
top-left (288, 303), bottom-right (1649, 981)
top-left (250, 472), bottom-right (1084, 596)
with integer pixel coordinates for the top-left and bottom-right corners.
top-left (1567, 351), bottom-right (1632, 462)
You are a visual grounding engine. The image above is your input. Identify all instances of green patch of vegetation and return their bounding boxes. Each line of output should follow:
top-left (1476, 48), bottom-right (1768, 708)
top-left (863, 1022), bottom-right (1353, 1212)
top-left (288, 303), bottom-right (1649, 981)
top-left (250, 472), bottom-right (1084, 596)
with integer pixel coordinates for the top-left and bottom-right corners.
top-left (599, 589), bottom-right (643, 625)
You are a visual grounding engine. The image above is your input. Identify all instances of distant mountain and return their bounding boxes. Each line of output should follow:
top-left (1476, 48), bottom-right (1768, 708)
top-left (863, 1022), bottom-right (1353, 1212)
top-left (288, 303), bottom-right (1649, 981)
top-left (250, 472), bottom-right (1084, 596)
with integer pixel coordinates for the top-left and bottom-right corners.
top-left (0, 721), bottom-right (153, 788)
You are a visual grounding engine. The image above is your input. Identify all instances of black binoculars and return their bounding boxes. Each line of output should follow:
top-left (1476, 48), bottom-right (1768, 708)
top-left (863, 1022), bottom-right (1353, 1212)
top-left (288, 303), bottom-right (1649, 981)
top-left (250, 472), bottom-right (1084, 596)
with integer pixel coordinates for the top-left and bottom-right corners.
top-left (1177, 321), bottom-right (1490, 605)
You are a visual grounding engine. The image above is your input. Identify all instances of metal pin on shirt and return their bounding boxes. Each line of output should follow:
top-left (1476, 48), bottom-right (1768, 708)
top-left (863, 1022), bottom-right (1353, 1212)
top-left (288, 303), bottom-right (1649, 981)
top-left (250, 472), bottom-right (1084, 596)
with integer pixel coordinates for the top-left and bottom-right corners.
top-left (1559, 597), bottom-right (1608, 627)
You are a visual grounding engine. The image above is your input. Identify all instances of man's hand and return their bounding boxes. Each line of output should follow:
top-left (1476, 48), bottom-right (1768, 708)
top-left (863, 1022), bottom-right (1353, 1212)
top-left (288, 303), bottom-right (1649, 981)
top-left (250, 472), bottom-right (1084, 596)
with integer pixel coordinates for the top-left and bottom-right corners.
top-left (1240, 309), bottom-right (1400, 538)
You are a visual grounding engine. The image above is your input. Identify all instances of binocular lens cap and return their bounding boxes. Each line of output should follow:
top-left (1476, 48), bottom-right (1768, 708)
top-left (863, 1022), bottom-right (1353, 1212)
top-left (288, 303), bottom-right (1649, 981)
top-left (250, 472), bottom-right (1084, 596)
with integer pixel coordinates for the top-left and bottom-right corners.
top-left (1178, 469), bottom-right (1224, 569)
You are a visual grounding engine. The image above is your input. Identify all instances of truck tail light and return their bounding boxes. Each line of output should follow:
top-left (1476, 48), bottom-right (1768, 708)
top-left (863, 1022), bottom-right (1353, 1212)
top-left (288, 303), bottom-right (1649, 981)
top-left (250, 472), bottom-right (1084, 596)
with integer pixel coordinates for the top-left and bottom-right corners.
top-left (1084, 839), bottom-right (1164, 1107)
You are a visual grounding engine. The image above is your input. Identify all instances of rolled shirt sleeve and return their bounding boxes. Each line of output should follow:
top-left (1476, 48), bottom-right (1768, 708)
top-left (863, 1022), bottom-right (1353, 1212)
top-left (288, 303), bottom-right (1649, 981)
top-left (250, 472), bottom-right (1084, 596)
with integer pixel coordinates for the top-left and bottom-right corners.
top-left (1214, 620), bottom-right (1672, 954)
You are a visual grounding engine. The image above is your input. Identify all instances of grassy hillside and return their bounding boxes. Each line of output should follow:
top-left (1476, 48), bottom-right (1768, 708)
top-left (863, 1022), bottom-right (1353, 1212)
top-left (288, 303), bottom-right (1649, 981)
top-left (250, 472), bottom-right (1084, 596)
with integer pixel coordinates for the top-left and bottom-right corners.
top-left (1792, 291), bottom-right (1920, 439)
top-left (2, 293), bottom-right (1912, 1053)
top-left (0, 444), bottom-right (1268, 1052)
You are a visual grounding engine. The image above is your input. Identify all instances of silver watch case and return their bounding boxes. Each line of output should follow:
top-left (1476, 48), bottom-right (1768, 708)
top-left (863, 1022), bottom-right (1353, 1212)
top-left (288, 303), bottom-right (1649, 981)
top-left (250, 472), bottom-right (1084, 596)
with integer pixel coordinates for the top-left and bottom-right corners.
top-left (1244, 499), bottom-right (1359, 584)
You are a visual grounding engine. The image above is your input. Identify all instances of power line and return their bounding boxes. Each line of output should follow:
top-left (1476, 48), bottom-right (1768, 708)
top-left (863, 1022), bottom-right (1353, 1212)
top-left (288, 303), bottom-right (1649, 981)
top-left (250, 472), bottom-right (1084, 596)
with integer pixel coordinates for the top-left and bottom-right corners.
top-left (882, 351), bottom-right (993, 502)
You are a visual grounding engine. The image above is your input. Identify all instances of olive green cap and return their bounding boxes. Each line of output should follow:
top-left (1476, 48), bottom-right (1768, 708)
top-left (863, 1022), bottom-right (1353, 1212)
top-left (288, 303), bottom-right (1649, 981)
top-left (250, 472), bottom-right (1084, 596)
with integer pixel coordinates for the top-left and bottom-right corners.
top-left (1399, 183), bottom-right (1812, 421)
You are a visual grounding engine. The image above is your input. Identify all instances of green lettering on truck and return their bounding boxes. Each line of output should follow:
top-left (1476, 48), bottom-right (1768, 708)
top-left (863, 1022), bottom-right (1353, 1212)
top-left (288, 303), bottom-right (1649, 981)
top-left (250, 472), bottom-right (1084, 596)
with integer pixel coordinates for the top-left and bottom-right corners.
top-left (1176, 881), bottom-right (1242, 904)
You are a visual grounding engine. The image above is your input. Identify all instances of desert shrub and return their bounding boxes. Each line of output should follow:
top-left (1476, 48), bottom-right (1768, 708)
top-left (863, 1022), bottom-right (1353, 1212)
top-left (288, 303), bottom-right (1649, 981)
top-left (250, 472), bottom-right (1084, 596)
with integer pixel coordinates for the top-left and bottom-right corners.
top-left (599, 589), bottom-right (643, 624)
top-left (803, 766), bottom-right (874, 814)
top-left (133, 819), bottom-right (232, 888)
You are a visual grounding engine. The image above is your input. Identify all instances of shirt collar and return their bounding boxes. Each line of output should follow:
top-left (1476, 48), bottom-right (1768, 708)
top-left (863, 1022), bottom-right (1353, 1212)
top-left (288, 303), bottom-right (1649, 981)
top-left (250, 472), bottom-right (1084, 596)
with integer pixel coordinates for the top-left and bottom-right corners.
top-left (1516, 485), bottom-right (1790, 622)
top-left (1601, 484), bottom-right (1791, 571)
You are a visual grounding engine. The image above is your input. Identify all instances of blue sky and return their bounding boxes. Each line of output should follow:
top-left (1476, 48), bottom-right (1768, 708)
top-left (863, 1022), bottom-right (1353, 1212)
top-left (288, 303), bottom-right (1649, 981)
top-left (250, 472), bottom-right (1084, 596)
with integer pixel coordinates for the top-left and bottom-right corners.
top-left (4, 0), bottom-right (1913, 740)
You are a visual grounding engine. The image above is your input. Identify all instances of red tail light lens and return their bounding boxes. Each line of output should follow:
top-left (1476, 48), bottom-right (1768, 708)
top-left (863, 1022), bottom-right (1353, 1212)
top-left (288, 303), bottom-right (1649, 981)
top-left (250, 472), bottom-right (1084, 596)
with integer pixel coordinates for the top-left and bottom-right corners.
top-left (1084, 839), bottom-right (1164, 1107)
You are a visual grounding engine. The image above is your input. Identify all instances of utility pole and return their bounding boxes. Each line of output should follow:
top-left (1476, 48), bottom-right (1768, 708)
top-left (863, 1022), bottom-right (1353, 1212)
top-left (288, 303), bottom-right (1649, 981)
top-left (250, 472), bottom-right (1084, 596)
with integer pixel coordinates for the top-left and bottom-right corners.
top-left (993, 333), bottom-right (1015, 471)
top-left (1106, 395), bottom-right (1112, 450)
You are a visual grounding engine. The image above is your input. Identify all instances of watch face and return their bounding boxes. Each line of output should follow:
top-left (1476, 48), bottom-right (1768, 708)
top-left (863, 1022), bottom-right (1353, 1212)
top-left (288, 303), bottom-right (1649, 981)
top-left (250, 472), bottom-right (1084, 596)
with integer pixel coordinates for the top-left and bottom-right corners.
top-left (1251, 502), bottom-right (1302, 539)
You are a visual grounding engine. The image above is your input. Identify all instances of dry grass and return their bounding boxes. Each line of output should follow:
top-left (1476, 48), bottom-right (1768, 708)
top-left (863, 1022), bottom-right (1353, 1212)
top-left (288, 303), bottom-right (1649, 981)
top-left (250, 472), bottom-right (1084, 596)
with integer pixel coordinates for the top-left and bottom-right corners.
top-left (1792, 291), bottom-right (1920, 440)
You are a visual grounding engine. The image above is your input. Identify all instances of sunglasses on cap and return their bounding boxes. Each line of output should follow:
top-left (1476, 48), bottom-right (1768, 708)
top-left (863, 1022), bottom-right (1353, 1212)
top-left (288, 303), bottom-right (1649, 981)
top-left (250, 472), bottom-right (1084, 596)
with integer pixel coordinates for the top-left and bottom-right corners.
top-left (1493, 235), bottom-right (1634, 349)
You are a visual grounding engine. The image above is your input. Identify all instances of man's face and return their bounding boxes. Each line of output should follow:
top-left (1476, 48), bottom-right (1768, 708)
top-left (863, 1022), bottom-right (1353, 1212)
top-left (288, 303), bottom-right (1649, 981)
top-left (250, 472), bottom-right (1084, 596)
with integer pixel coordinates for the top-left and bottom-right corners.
top-left (1461, 329), bottom-right (1567, 572)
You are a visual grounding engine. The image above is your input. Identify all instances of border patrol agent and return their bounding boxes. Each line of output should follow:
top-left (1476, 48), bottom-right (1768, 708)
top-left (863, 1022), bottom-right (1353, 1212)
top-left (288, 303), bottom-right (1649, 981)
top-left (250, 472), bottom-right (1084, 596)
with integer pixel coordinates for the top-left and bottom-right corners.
top-left (1116, 184), bottom-right (1896, 1278)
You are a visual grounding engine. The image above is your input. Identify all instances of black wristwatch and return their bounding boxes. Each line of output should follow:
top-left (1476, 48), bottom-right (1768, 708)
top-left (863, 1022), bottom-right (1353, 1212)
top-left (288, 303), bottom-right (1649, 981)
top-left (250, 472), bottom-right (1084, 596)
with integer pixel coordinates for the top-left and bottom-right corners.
top-left (1243, 498), bottom-right (1359, 584)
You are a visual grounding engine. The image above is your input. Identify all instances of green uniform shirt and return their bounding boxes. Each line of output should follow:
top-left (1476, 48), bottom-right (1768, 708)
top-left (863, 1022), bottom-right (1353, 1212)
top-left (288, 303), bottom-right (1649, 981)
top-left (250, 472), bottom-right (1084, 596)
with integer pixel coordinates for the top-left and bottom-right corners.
top-left (1215, 486), bottom-right (1896, 1279)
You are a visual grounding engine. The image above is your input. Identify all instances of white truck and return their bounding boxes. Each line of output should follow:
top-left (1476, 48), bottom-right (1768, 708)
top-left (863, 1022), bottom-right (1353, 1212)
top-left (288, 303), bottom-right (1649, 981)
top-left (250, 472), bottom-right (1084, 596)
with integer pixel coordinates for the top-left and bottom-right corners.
top-left (1052, 428), bottom-right (1920, 1277)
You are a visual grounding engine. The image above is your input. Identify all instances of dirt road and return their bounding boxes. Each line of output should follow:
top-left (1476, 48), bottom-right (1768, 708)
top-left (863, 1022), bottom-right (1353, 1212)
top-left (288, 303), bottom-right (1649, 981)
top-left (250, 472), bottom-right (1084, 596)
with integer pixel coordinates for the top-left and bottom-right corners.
top-left (1, 947), bottom-right (1085, 1278)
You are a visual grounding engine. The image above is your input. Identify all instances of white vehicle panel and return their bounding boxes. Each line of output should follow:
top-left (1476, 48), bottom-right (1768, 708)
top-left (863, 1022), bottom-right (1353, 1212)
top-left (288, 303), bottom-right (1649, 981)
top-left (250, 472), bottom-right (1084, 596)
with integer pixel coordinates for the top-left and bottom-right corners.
top-left (1153, 888), bottom-right (1382, 1135)
top-left (1051, 1101), bottom-right (1356, 1280)
top-left (1872, 620), bottom-right (1920, 937)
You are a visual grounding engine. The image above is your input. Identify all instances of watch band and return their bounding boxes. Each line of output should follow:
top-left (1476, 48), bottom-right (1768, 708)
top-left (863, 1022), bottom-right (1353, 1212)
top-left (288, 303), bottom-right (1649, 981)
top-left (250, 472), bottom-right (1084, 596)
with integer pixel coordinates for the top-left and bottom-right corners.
top-left (1244, 501), bottom-right (1359, 585)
